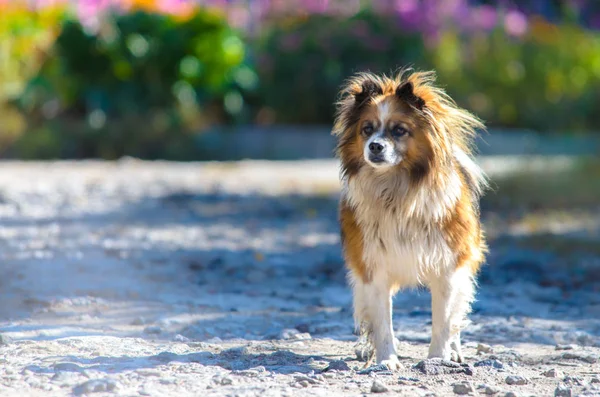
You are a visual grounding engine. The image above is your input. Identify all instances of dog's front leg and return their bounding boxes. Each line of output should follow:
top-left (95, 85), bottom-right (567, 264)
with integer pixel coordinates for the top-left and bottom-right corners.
top-left (354, 276), bottom-right (400, 370)
top-left (428, 267), bottom-right (474, 362)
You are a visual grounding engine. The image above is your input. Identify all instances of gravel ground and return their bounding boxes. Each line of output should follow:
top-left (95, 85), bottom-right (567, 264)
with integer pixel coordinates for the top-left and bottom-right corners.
top-left (0, 159), bottom-right (600, 397)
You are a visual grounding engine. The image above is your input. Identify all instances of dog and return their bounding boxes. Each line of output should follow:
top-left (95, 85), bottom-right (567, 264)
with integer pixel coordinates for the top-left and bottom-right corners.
top-left (333, 70), bottom-right (487, 370)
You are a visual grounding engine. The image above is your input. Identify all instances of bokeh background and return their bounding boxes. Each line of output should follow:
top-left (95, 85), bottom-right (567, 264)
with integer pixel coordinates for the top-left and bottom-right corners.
top-left (2, 0), bottom-right (600, 160)
top-left (0, 2), bottom-right (600, 393)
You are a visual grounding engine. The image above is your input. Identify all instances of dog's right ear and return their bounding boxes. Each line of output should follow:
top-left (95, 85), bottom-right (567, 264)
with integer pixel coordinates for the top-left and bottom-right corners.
top-left (354, 80), bottom-right (382, 105)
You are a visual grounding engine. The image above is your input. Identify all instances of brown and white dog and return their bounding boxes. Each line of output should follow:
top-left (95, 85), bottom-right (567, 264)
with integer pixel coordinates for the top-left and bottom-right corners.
top-left (333, 70), bottom-right (487, 370)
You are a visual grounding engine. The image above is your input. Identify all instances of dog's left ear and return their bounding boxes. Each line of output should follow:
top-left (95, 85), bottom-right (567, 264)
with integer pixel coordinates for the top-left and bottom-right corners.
top-left (396, 81), bottom-right (425, 110)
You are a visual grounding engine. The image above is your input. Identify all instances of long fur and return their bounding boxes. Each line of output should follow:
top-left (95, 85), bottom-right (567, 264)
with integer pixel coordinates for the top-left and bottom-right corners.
top-left (334, 69), bottom-right (488, 368)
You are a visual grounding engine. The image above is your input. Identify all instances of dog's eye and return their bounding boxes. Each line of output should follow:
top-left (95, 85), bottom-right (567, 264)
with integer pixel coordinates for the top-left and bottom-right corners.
top-left (391, 126), bottom-right (408, 137)
top-left (362, 125), bottom-right (374, 135)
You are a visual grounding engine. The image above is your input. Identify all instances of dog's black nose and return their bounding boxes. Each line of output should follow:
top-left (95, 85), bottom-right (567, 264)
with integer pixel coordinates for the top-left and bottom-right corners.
top-left (369, 141), bottom-right (384, 155)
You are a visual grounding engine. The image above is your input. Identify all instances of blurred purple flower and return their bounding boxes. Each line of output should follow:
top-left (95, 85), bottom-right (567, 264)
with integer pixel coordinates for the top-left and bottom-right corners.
top-left (395, 0), bottom-right (424, 32)
top-left (504, 9), bottom-right (528, 36)
top-left (474, 5), bottom-right (498, 31)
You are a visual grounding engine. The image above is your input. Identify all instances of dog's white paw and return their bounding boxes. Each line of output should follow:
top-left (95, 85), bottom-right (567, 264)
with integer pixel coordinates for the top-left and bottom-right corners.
top-left (450, 340), bottom-right (464, 363)
top-left (379, 356), bottom-right (402, 371)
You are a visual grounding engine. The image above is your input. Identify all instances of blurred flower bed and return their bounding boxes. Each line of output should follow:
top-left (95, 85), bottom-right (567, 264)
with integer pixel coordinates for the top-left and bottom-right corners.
top-left (1, 0), bottom-right (599, 159)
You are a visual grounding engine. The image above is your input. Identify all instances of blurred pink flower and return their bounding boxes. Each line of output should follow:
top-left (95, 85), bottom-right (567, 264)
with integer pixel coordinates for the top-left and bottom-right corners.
top-left (474, 5), bottom-right (497, 31)
top-left (77, 0), bottom-right (114, 32)
top-left (504, 10), bottom-right (528, 37)
top-left (156, 0), bottom-right (194, 17)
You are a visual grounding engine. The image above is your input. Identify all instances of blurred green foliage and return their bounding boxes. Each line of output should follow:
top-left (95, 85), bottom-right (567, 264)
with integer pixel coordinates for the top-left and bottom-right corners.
top-left (14, 9), bottom-right (254, 159)
top-left (255, 12), bottom-right (600, 132)
top-left (1, 5), bottom-right (600, 159)
top-left (254, 11), bottom-right (423, 124)
top-left (433, 17), bottom-right (600, 131)
top-left (0, 4), bottom-right (66, 153)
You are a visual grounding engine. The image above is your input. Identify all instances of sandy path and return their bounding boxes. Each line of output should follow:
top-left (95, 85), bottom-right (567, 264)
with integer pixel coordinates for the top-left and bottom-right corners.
top-left (0, 159), bottom-right (599, 397)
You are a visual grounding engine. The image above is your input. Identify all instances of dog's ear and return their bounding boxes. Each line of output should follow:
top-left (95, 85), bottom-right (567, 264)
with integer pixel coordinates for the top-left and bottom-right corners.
top-left (396, 81), bottom-right (425, 110)
top-left (354, 80), bottom-right (382, 105)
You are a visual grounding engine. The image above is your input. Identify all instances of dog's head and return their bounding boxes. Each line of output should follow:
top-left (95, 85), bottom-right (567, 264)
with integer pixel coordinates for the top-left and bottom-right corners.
top-left (333, 70), bottom-right (483, 184)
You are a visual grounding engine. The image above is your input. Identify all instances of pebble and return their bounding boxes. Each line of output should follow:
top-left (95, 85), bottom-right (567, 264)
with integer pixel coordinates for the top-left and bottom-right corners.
top-left (543, 368), bottom-right (562, 378)
top-left (504, 393), bottom-right (519, 397)
top-left (371, 380), bottom-right (389, 393)
top-left (54, 362), bottom-right (84, 373)
top-left (220, 377), bottom-right (233, 385)
top-left (555, 344), bottom-right (576, 351)
top-left (478, 384), bottom-right (500, 395)
top-left (453, 382), bottom-right (474, 395)
top-left (555, 384), bottom-right (572, 397)
top-left (358, 364), bottom-right (391, 375)
top-left (505, 375), bottom-right (528, 385)
top-left (477, 343), bottom-right (493, 354)
top-left (173, 334), bottom-right (190, 342)
top-left (591, 376), bottom-right (600, 384)
top-left (0, 334), bottom-right (12, 345)
top-left (279, 328), bottom-right (311, 340)
top-left (561, 352), bottom-right (597, 364)
top-left (398, 376), bottom-right (420, 385)
top-left (563, 375), bottom-right (583, 385)
top-left (73, 379), bottom-right (119, 395)
top-left (414, 359), bottom-right (474, 376)
top-left (326, 360), bottom-right (350, 371)
top-left (474, 359), bottom-right (504, 369)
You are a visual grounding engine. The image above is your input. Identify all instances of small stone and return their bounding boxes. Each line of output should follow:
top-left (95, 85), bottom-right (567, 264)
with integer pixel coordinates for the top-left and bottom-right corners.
top-left (143, 326), bottom-right (162, 335)
top-left (173, 334), bottom-right (190, 342)
top-left (220, 377), bottom-right (233, 385)
top-left (555, 344), bottom-right (576, 351)
top-left (398, 376), bottom-right (420, 385)
top-left (477, 343), bottom-right (493, 354)
top-left (371, 380), bottom-right (389, 393)
top-left (293, 375), bottom-right (318, 385)
top-left (563, 375), bottom-right (583, 386)
top-left (326, 360), bottom-right (350, 371)
top-left (561, 352), bottom-right (597, 364)
top-left (555, 384), bottom-right (572, 397)
top-left (505, 375), bottom-right (528, 385)
top-left (73, 379), bottom-right (119, 395)
top-left (414, 358), bottom-right (473, 376)
top-left (543, 368), bottom-right (562, 378)
top-left (53, 363), bottom-right (84, 373)
top-left (358, 364), bottom-right (390, 375)
top-left (504, 393), bottom-right (519, 397)
top-left (279, 328), bottom-right (311, 340)
top-left (453, 382), bottom-right (474, 395)
top-left (298, 380), bottom-right (309, 388)
top-left (591, 376), bottom-right (600, 384)
top-left (480, 384), bottom-right (500, 395)
top-left (474, 359), bottom-right (504, 369)
top-left (0, 334), bottom-right (12, 345)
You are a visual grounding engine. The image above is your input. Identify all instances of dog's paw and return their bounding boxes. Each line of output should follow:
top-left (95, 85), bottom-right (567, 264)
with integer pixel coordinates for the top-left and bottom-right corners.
top-left (379, 356), bottom-right (402, 371)
top-left (450, 349), bottom-right (464, 363)
top-left (450, 341), bottom-right (464, 363)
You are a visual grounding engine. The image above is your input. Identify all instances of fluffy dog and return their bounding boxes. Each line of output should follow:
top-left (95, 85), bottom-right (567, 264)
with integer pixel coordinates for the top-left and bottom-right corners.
top-left (333, 70), bottom-right (487, 370)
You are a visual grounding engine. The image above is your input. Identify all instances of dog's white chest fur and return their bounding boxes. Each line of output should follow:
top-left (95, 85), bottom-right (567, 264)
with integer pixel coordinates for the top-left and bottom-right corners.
top-left (344, 168), bottom-right (461, 287)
